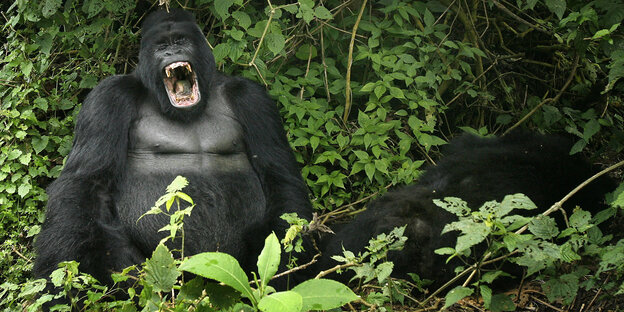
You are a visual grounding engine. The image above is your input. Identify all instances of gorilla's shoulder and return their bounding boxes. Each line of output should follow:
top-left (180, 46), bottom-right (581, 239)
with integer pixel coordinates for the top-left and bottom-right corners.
top-left (86, 75), bottom-right (145, 101)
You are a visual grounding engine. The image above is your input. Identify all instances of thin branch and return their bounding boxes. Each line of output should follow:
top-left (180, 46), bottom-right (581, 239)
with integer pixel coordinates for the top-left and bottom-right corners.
top-left (315, 262), bottom-right (359, 279)
top-left (342, 0), bottom-right (367, 123)
top-left (271, 253), bottom-right (321, 280)
top-left (503, 54), bottom-right (579, 136)
top-left (491, 0), bottom-right (551, 35)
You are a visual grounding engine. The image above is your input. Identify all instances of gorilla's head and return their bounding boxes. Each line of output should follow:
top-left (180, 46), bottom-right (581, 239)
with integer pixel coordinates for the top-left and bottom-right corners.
top-left (137, 9), bottom-right (216, 119)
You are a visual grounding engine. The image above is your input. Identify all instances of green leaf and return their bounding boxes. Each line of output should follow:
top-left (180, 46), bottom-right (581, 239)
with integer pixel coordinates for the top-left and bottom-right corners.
top-left (214, 0), bottom-right (234, 19)
top-left (489, 293), bottom-right (516, 311)
top-left (291, 279), bottom-right (359, 311)
top-left (7, 149), bottom-right (22, 161)
top-left (375, 262), bottom-right (393, 283)
top-left (143, 244), bottom-right (181, 293)
top-left (266, 32), bottom-right (285, 56)
top-left (544, 0), bottom-right (566, 19)
top-left (582, 119), bottom-right (600, 141)
top-left (166, 176), bottom-right (189, 193)
top-left (528, 216), bottom-right (559, 239)
top-left (18, 183), bottom-right (32, 198)
top-left (257, 233), bottom-right (281, 289)
top-left (295, 44), bottom-right (317, 60)
top-left (232, 11), bottom-right (252, 29)
top-left (32, 136), bottom-right (49, 154)
top-left (180, 252), bottom-right (254, 301)
top-left (258, 291), bottom-right (302, 312)
top-left (569, 139), bottom-right (586, 155)
top-left (314, 6), bottom-right (333, 20)
top-left (444, 286), bottom-right (473, 309)
top-left (364, 162), bottom-right (375, 181)
top-left (42, 0), bottom-right (62, 18)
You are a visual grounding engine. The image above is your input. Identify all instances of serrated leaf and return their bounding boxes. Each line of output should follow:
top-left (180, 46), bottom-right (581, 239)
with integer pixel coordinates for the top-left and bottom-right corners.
top-left (375, 262), bottom-right (393, 283)
top-left (144, 244), bottom-right (180, 293)
top-left (528, 217), bottom-right (559, 239)
top-left (214, 0), bottom-right (234, 19)
top-left (266, 32), bottom-right (285, 56)
top-left (291, 279), bottom-right (358, 311)
top-left (180, 252), bottom-right (254, 301)
top-left (257, 233), bottom-right (280, 288)
top-left (258, 291), bottom-right (302, 312)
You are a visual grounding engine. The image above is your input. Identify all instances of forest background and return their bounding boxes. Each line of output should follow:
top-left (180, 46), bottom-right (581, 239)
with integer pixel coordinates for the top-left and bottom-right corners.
top-left (1, 0), bottom-right (624, 310)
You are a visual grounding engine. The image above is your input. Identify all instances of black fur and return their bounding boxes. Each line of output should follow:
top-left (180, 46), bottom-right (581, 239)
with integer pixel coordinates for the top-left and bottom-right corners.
top-left (34, 8), bottom-right (311, 288)
top-left (319, 132), bottom-right (616, 286)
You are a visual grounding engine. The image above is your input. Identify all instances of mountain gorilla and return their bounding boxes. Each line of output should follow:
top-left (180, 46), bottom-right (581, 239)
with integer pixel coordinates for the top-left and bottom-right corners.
top-left (319, 132), bottom-right (616, 287)
top-left (34, 9), bottom-right (311, 285)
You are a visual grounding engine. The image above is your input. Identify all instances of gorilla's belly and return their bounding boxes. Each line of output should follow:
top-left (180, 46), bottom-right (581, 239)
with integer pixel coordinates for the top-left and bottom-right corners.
top-left (116, 153), bottom-right (266, 259)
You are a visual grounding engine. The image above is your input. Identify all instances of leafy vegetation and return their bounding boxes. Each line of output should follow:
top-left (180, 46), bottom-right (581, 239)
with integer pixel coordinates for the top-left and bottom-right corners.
top-left (1, 0), bottom-right (623, 310)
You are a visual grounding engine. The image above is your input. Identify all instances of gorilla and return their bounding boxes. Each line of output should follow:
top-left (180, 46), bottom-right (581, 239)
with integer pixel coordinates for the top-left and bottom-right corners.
top-left (319, 132), bottom-right (616, 287)
top-left (34, 9), bottom-right (311, 285)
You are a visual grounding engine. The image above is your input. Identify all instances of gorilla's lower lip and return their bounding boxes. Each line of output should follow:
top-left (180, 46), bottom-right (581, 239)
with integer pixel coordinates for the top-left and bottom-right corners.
top-left (163, 61), bottom-right (201, 108)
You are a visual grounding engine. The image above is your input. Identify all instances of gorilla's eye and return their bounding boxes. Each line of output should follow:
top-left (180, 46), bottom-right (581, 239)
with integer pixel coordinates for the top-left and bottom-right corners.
top-left (163, 62), bottom-right (201, 108)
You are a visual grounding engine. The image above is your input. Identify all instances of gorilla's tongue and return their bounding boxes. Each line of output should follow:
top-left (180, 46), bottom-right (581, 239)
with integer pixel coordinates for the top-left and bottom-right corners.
top-left (175, 80), bottom-right (192, 96)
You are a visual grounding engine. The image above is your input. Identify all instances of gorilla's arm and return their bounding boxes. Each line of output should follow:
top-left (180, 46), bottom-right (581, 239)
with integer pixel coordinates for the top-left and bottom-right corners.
top-left (34, 76), bottom-right (144, 282)
top-left (225, 76), bottom-right (312, 227)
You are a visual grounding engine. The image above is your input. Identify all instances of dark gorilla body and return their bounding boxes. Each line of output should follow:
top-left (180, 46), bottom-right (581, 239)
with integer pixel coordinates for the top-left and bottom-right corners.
top-left (34, 9), bottom-right (311, 284)
top-left (320, 132), bottom-right (616, 286)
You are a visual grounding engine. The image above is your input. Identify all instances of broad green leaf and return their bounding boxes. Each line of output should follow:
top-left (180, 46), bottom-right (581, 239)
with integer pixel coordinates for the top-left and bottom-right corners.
top-left (258, 291), bottom-right (302, 312)
top-left (582, 119), bottom-right (600, 141)
top-left (266, 32), bottom-right (285, 56)
top-left (291, 279), bottom-right (359, 311)
top-left (144, 244), bottom-right (180, 293)
top-left (7, 149), bottom-right (22, 161)
top-left (314, 6), bottom-right (333, 20)
top-left (544, 0), bottom-right (566, 19)
top-left (180, 252), bottom-right (254, 301)
top-left (528, 216), bottom-right (559, 239)
top-left (214, 0), bottom-right (234, 19)
top-left (257, 233), bottom-right (281, 288)
top-left (232, 11), bottom-right (251, 29)
top-left (42, 0), bottom-right (62, 18)
top-left (444, 286), bottom-right (473, 309)
top-left (489, 293), bottom-right (516, 311)
top-left (18, 184), bottom-right (31, 198)
top-left (32, 136), bottom-right (49, 154)
top-left (375, 262), bottom-right (393, 283)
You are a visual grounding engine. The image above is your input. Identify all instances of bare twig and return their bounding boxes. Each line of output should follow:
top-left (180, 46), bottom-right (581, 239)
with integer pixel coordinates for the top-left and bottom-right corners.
top-left (315, 262), bottom-right (359, 279)
top-left (342, 0), bottom-right (367, 123)
top-left (491, 0), bottom-right (551, 35)
top-left (271, 253), bottom-right (321, 280)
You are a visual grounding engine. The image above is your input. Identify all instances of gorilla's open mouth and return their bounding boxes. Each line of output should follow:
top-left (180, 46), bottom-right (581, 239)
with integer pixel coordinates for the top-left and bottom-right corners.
top-left (163, 61), bottom-right (200, 108)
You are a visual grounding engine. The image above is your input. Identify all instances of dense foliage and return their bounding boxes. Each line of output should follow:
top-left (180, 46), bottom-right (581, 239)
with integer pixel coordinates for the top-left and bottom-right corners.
top-left (1, 0), bottom-right (623, 310)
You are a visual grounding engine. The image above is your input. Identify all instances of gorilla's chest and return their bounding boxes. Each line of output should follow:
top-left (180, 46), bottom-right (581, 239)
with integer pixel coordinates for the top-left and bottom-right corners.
top-left (127, 96), bottom-right (249, 172)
